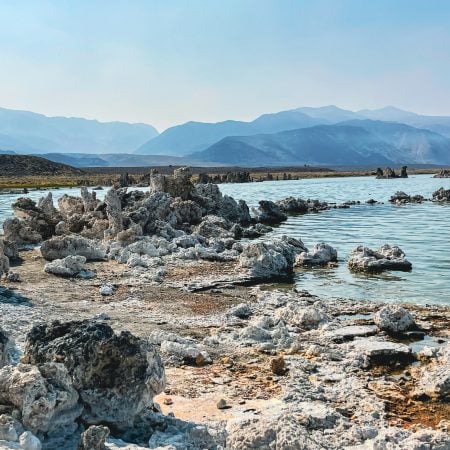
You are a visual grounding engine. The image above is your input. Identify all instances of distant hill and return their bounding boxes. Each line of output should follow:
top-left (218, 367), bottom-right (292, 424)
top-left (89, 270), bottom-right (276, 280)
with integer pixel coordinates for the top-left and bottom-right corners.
top-left (0, 154), bottom-right (84, 176)
top-left (295, 105), bottom-right (363, 122)
top-left (0, 107), bottom-right (158, 154)
top-left (339, 120), bottom-right (450, 164)
top-left (38, 152), bottom-right (218, 168)
top-left (135, 110), bottom-right (324, 156)
top-left (358, 106), bottom-right (450, 138)
top-left (191, 125), bottom-right (396, 166)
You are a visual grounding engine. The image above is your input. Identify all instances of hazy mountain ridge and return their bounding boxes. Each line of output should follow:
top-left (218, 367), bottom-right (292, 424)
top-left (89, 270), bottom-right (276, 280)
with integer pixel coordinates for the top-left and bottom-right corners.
top-left (0, 107), bottom-right (159, 154)
top-left (135, 110), bottom-right (325, 156)
top-left (32, 152), bottom-right (220, 168)
top-left (137, 105), bottom-right (450, 165)
top-left (191, 125), bottom-right (397, 166)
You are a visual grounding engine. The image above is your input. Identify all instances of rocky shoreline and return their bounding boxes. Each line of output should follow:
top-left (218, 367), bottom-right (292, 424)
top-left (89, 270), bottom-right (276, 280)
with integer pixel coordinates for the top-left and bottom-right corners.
top-left (0, 168), bottom-right (449, 449)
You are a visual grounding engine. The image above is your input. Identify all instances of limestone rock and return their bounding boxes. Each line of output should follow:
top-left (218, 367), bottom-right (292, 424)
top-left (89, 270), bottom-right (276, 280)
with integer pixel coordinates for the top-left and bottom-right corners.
top-left (350, 338), bottom-right (413, 367)
top-left (0, 241), bottom-right (9, 279)
top-left (160, 341), bottom-right (211, 366)
top-left (295, 243), bottom-right (337, 266)
top-left (254, 200), bottom-right (287, 225)
top-left (0, 328), bottom-right (12, 368)
top-left (412, 344), bottom-right (450, 400)
top-left (277, 303), bottom-right (327, 330)
top-left (24, 320), bottom-right (165, 428)
top-left (0, 363), bottom-right (81, 437)
top-left (238, 236), bottom-right (307, 280)
top-left (374, 305), bottom-right (416, 334)
top-left (3, 218), bottom-right (42, 246)
top-left (348, 244), bottom-right (412, 273)
top-left (44, 255), bottom-right (94, 279)
top-left (79, 425), bottom-right (109, 450)
top-left (432, 187), bottom-right (450, 202)
top-left (40, 236), bottom-right (106, 261)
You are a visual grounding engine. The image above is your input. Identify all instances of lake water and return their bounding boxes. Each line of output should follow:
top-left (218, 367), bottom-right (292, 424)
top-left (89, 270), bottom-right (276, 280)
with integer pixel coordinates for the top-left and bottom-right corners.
top-left (220, 174), bottom-right (450, 306)
top-left (1, 174), bottom-right (449, 305)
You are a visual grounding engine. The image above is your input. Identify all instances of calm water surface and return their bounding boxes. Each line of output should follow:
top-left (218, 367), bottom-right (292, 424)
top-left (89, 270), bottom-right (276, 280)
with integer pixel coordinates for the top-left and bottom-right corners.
top-left (0, 175), bottom-right (449, 305)
top-left (220, 175), bottom-right (450, 306)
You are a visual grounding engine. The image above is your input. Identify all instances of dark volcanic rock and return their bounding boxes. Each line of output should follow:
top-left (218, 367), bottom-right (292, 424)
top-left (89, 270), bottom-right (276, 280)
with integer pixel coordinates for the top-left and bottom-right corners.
top-left (25, 320), bottom-right (165, 428)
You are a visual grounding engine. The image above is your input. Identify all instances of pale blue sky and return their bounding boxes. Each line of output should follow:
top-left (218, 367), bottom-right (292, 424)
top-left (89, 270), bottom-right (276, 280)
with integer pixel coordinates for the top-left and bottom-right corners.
top-left (0, 0), bottom-right (449, 130)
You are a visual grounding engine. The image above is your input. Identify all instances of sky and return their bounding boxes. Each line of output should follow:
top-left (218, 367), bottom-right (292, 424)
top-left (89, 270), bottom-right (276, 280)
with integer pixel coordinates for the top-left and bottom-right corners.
top-left (0, 0), bottom-right (449, 131)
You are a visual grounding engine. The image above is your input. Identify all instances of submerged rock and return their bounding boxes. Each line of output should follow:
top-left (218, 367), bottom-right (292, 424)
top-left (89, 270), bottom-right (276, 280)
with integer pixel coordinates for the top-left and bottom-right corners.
top-left (295, 243), bottom-right (337, 266)
top-left (24, 320), bottom-right (165, 429)
top-left (389, 191), bottom-right (425, 204)
top-left (348, 244), bottom-right (412, 273)
top-left (374, 305), bottom-right (416, 334)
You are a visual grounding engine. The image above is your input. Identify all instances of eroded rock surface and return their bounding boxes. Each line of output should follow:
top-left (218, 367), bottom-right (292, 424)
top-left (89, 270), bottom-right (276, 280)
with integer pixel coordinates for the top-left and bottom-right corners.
top-left (25, 320), bottom-right (165, 428)
top-left (295, 243), bottom-right (337, 266)
top-left (348, 244), bottom-right (412, 273)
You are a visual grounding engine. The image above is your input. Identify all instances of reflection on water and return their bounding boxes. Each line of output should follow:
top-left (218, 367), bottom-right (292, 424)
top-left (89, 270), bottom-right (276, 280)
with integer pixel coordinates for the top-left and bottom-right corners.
top-left (0, 174), bottom-right (449, 305)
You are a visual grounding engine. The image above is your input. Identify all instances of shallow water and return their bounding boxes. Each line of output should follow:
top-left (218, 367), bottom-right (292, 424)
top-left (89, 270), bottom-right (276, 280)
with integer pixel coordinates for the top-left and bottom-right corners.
top-left (220, 174), bottom-right (450, 306)
top-left (0, 175), bottom-right (449, 305)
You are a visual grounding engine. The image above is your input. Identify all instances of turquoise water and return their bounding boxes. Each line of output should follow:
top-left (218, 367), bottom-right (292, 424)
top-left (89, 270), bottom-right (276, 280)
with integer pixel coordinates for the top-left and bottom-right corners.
top-left (220, 175), bottom-right (450, 305)
top-left (1, 175), bottom-right (449, 305)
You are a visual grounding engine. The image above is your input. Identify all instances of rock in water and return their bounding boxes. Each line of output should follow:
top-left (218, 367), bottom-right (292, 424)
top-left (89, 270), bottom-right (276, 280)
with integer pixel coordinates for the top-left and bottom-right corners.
top-left (348, 244), bottom-right (412, 273)
top-left (255, 200), bottom-right (288, 225)
top-left (432, 187), bottom-right (450, 202)
top-left (24, 320), bottom-right (165, 428)
top-left (374, 305), bottom-right (416, 334)
top-left (238, 236), bottom-right (307, 280)
top-left (295, 243), bottom-right (337, 266)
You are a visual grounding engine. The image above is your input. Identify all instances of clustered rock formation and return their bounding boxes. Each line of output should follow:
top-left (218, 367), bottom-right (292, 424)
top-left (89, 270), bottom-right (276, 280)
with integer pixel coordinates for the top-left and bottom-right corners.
top-left (433, 169), bottom-right (450, 178)
top-left (432, 187), bottom-right (450, 202)
top-left (1, 168), bottom-right (353, 286)
top-left (389, 191), bottom-right (425, 204)
top-left (375, 166), bottom-right (408, 179)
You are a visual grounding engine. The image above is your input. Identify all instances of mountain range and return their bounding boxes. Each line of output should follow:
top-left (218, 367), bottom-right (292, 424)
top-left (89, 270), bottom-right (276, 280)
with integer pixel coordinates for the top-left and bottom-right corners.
top-left (0, 107), bottom-right (158, 154)
top-left (1, 105), bottom-right (450, 166)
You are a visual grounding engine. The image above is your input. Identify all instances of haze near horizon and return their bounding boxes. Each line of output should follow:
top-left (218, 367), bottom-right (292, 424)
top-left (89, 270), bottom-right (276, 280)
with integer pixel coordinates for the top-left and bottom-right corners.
top-left (0, 0), bottom-right (449, 131)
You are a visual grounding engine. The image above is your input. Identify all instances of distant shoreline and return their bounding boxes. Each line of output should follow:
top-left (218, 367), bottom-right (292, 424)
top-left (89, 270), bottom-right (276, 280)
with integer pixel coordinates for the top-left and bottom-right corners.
top-left (0, 164), bottom-right (445, 190)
